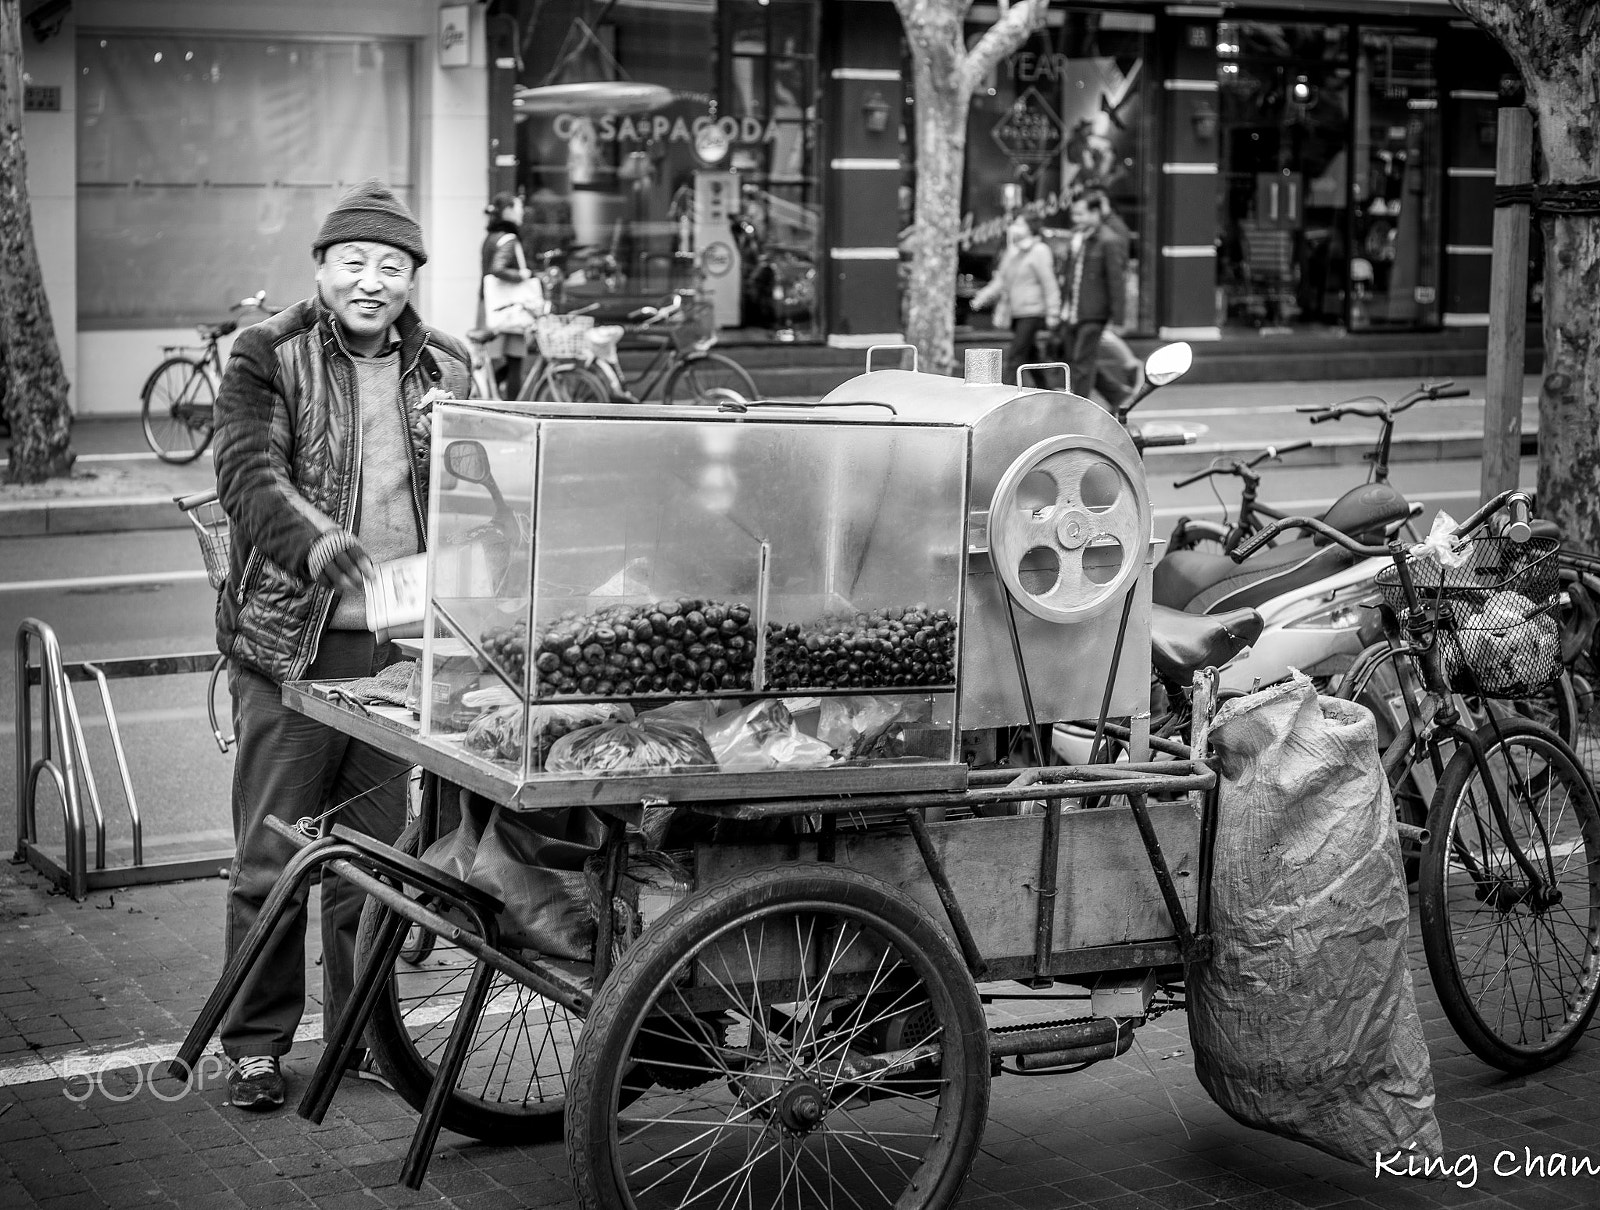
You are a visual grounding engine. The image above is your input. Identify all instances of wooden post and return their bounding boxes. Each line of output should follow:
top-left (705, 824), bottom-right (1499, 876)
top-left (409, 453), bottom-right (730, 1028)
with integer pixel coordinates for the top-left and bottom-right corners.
top-left (1480, 107), bottom-right (1532, 503)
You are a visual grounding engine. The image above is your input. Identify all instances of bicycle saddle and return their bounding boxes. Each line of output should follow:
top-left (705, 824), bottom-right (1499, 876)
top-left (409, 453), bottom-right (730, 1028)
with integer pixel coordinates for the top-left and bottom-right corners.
top-left (199, 319), bottom-right (237, 339)
top-left (1150, 604), bottom-right (1263, 682)
top-left (466, 327), bottom-right (496, 344)
top-left (1317, 481), bottom-right (1413, 545)
top-left (1153, 538), bottom-right (1358, 614)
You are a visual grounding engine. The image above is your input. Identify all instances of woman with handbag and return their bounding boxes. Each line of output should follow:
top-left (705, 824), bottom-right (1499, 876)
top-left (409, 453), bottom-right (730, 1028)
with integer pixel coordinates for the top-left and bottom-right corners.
top-left (480, 193), bottom-right (545, 396)
top-left (970, 215), bottom-right (1060, 389)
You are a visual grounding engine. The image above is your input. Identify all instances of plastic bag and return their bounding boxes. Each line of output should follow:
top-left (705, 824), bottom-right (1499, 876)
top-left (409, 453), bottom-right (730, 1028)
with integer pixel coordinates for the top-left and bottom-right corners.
top-left (547, 718), bottom-right (716, 776)
top-left (1188, 671), bottom-right (1441, 1167)
top-left (817, 695), bottom-right (922, 759)
top-left (462, 701), bottom-right (634, 768)
top-left (1408, 509), bottom-right (1469, 569)
top-left (704, 699), bottom-right (835, 772)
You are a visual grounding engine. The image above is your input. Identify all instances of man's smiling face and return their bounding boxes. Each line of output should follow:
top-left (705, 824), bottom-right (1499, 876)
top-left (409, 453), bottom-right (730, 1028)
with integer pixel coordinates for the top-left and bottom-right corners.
top-left (316, 241), bottom-right (413, 353)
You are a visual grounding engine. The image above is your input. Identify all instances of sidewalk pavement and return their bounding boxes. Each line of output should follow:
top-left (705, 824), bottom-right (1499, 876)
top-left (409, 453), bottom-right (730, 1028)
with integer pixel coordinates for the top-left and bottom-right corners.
top-left (1, 374), bottom-right (1538, 537)
top-left (4, 854), bottom-right (1600, 1209)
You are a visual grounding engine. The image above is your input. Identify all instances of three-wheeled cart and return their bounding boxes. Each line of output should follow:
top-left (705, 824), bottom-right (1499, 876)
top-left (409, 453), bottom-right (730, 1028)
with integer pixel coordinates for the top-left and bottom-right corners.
top-left (178, 350), bottom-right (1248, 1210)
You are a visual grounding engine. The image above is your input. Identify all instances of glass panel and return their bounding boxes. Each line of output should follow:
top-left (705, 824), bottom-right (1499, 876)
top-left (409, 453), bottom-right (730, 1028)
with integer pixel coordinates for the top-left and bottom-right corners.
top-left (517, 0), bottom-right (820, 339)
top-left (76, 35), bottom-right (414, 327)
top-left (1217, 21), bottom-right (1351, 333)
top-left (958, 11), bottom-right (1155, 332)
top-left (420, 404), bottom-right (967, 782)
top-left (1351, 28), bottom-right (1441, 330)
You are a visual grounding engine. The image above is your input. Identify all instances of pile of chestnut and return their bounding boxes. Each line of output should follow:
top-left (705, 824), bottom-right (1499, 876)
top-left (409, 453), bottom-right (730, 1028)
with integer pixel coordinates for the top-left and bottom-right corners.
top-left (764, 605), bottom-right (957, 690)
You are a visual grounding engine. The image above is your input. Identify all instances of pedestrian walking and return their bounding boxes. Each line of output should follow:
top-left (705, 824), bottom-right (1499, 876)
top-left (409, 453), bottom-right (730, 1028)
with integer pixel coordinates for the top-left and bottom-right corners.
top-left (1086, 191), bottom-right (1143, 401)
top-left (1057, 194), bottom-right (1131, 410)
top-left (211, 178), bottom-right (471, 1111)
top-left (972, 215), bottom-right (1061, 388)
top-left (479, 191), bottom-right (542, 396)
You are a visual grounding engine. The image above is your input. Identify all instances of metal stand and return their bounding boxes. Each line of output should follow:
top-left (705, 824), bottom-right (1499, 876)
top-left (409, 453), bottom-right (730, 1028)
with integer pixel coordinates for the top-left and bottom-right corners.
top-left (14, 618), bottom-right (234, 900)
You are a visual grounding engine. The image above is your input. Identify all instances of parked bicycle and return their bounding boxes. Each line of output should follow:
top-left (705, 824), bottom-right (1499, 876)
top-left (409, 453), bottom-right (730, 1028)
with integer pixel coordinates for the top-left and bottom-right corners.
top-left (536, 290), bottom-right (758, 406)
top-left (1235, 491), bottom-right (1600, 1073)
top-left (140, 291), bottom-right (280, 463)
top-left (1166, 441), bottom-right (1313, 555)
top-left (464, 305), bottom-right (605, 405)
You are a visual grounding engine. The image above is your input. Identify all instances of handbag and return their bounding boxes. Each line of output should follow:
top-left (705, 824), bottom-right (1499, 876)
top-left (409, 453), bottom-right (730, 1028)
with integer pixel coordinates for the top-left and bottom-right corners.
top-left (482, 236), bottom-right (546, 335)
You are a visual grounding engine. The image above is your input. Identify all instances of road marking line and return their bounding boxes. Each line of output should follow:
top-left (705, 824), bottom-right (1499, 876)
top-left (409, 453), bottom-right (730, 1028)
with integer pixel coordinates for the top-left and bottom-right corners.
top-left (0, 1016), bottom-right (323, 1088)
top-left (76, 451), bottom-right (213, 464)
top-left (0, 569), bottom-right (210, 593)
top-left (1137, 395), bottom-right (1534, 420)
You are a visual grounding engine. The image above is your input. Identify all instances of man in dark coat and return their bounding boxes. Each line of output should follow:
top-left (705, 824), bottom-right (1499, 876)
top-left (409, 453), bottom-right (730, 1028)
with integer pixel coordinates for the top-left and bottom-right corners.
top-left (211, 179), bottom-right (470, 1110)
top-left (1057, 194), bottom-right (1131, 411)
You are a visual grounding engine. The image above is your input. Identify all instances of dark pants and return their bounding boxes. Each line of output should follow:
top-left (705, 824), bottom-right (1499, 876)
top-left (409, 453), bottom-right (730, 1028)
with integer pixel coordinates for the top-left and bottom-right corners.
top-left (1063, 320), bottom-right (1129, 411)
top-left (220, 632), bottom-right (410, 1059)
top-left (1004, 316), bottom-right (1050, 388)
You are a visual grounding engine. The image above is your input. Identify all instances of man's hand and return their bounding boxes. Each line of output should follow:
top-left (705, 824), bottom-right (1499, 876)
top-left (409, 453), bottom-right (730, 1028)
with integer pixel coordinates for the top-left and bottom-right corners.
top-left (309, 529), bottom-right (375, 595)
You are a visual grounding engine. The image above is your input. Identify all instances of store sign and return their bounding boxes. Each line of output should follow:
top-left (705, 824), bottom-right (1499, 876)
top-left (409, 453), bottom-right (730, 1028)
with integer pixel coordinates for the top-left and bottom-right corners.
top-left (990, 88), bottom-right (1064, 179)
top-left (552, 112), bottom-right (782, 148)
top-left (24, 85), bottom-right (61, 112)
top-left (439, 5), bottom-right (470, 68)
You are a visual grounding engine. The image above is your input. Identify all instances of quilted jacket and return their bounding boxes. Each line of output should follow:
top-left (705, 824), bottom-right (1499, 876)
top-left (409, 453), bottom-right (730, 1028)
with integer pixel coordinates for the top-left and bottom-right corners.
top-left (213, 297), bottom-right (471, 683)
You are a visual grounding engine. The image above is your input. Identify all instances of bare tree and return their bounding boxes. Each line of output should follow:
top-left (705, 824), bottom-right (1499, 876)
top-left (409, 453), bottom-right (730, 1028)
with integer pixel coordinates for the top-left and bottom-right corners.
top-left (1, 0), bottom-right (73, 483)
top-left (1452, 0), bottom-right (1599, 543)
top-left (895, 0), bottom-right (1050, 376)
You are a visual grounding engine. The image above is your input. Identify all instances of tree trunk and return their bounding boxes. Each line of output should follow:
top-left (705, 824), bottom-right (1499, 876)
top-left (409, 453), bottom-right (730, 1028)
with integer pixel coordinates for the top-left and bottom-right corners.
top-left (895, 0), bottom-right (1049, 377)
top-left (1451, 0), bottom-right (1600, 547)
top-left (0, 0), bottom-right (74, 484)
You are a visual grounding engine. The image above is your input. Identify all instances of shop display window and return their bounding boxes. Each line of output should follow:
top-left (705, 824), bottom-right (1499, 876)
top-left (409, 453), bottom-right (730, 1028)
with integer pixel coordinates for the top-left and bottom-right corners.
top-left (419, 402), bottom-right (968, 798)
top-left (515, 1), bottom-right (820, 339)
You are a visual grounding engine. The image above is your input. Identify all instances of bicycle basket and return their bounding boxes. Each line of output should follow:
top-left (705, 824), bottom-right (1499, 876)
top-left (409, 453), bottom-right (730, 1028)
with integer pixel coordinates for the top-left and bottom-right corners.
top-left (1375, 536), bottom-right (1561, 698)
top-left (178, 492), bottom-right (232, 592)
top-left (668, 296), bottom-right (716, 354)
top-left (534, 313), bottom-right (596, 360)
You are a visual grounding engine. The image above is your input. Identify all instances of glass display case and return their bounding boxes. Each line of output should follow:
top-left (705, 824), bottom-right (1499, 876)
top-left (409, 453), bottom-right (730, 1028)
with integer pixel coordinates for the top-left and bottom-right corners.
top-left (418, 402), bottom-right (970, 804)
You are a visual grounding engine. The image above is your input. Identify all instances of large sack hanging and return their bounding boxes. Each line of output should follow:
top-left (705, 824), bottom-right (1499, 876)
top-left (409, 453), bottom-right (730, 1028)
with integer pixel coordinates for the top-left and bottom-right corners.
top-left (1188, 671), bottom-right (1442, 1167)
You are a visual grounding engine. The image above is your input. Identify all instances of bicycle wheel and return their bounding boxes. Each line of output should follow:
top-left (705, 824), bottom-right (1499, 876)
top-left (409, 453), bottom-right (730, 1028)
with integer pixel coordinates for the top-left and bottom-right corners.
top-left (357, 814), bottom-right (585, 1143)
top-left (520, 361), bottom-right (611, 404)
top-left (662, 351), bottom-right (758, 405)
top-left (1418, 717), bottom-right (1600, 1073)
top-left (566, 865), bottom-right (991, 1210)
top-left (140, 356), bottom-right (215, 463)
top-left (1165, 518), bottom-right (1232, 557)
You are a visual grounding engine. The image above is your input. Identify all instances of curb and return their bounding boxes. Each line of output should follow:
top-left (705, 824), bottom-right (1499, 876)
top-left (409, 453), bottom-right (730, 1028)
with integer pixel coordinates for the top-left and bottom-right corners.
top-left (0, 429), bottom-right (1534, 538)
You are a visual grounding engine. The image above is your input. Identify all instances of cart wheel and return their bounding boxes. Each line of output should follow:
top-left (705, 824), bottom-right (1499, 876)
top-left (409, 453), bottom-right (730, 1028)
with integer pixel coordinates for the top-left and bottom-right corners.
top-left (566, 865), bottom-right (990, 1210)
top-left (357, 815), bottom-right (585, 1143)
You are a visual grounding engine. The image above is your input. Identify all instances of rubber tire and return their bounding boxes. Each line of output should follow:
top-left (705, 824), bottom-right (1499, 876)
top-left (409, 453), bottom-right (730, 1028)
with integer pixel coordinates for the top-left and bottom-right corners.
top-left (662, 352), bottom-right (758, 405)
top-left (1418, 718), bottom-right (1600, 1073)
top-left (356, 814), bottom-right (580, 1143)
top-left (566, 865), bottom-right (991, 1210)
top-left (1165, 518), bottom-right (1232, 558)
top-left (518, 362), bottom-right (611, 403)
top-left (140, 356), bottom-right (215, 464)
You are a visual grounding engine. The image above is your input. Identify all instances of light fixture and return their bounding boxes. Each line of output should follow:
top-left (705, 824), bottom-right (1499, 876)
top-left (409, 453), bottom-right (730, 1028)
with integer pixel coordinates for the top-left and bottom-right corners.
top-left (1191, 102), bottom-right (1218, 141)
top-left (1291, 74), bottom-right (1314, 104)
top-left (862, 91), bottom-right (890, 134)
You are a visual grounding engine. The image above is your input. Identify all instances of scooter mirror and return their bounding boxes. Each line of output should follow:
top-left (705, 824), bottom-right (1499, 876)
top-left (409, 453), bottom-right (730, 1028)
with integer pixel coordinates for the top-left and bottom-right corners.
top-left (1143, 342), bottom-right (1193, 388)
top-left (443, 440), bottom-right (491, 485)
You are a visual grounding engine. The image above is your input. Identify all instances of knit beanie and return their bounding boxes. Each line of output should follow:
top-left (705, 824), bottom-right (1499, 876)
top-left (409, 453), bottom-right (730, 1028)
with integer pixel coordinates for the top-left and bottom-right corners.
top-left (312, 179), bottom-right (427, 266)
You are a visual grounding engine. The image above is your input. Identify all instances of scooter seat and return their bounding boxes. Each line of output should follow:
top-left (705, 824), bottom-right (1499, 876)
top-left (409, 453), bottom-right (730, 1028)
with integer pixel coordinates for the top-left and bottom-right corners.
top-left (1150, 604), bottom-right (1263, 683)
top-left (1153, 537), bottom-right (1358, 614)
top-left (1530, 518), bottom-right (1562, 542)
top-left (1318, 481), bottom-right (1413, 544)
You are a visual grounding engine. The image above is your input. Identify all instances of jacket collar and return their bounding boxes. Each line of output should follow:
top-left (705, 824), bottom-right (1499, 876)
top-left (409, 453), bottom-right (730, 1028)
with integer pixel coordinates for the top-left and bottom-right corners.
top-left (314, 297), bottom-right (428, 373)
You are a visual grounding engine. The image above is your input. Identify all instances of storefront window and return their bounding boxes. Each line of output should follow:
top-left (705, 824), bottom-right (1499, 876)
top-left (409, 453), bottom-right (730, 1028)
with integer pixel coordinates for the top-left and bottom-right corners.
top-left (1216, 22), bottom-right (1351, 333)
top-left (77, 35), bottom-right (414, 328)
top-left (958, 9), bottom-right (1155, 332)
top-left (517, 0), bottom-right (820, 337)
top-left (1350, 28), bottom-right (1441, 330)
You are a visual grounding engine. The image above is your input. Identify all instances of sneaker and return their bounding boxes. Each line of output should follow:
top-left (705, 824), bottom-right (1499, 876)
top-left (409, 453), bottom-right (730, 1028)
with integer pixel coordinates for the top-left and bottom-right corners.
top-left (343, 1048), bottom-right (393, 1090)
top-left (228, 1055), bottom-right (286, 1111)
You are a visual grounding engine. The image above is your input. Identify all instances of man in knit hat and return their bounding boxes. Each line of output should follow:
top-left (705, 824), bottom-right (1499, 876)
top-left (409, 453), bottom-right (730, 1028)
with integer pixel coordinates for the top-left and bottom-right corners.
top-left (211, 179), bottom-right (470, 1110)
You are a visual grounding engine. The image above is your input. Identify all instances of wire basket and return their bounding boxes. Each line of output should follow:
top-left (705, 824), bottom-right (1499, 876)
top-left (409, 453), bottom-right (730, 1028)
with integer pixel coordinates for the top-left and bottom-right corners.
top-left (668, 295), bottom-right (716, 353)
top-left (177, 491), bottom-right (232, 591)
top-left (534, 313), bottom-right (596, 360)
top-left (1375, 536), bottom-right (1561, 698)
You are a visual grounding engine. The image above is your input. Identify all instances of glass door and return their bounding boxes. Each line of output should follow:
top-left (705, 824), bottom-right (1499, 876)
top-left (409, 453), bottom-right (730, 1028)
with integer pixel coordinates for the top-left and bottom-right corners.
top-left (1350, 28), bottom-right (1442, 330)
top-left (1216, 22), bottom-right (1351, 333)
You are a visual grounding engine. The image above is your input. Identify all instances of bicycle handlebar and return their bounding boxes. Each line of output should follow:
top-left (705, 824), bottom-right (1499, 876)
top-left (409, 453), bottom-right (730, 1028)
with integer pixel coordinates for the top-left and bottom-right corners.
top-left (1229, 488), bottom-right (1536, 564)
top-left (1171, 440), bottom-right (1311, 488)
top-left (1134, 430), bottom-right (1192, 451)
top-left (1297, 379), bottom-right (1465, 424)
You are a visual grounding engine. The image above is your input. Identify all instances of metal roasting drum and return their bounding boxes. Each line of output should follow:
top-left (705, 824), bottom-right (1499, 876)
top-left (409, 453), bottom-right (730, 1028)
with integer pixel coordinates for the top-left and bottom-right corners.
top-left (820, 349), bottom-right (1156, 732)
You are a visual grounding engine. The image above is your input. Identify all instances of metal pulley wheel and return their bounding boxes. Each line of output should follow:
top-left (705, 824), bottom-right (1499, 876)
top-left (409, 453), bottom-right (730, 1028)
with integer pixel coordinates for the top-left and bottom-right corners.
top-left (987, 434), bottom-right (1150, 623)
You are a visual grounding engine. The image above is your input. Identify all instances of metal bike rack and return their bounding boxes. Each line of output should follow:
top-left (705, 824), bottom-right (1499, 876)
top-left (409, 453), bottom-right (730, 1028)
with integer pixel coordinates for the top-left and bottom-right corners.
top-left (14, 618), bottom-right (235, 901)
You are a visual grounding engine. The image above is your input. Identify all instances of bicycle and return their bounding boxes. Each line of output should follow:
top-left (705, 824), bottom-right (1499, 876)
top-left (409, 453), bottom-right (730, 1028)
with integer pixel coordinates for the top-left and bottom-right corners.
top-left (1166, 380), bottom-right (1468, 556)
top-left (464, 312), bottom-right (603, 405)
top-left (1233, 491), bottom-right (1600, 1073)
top-left (538, 289), bottom-right (758, 406)
top-left (140, 291), bottom-right (280, 463)
top-left (174, 489), bottom-right (236, 754)
top-left (1165, 441), bottom-right (1312, 555)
